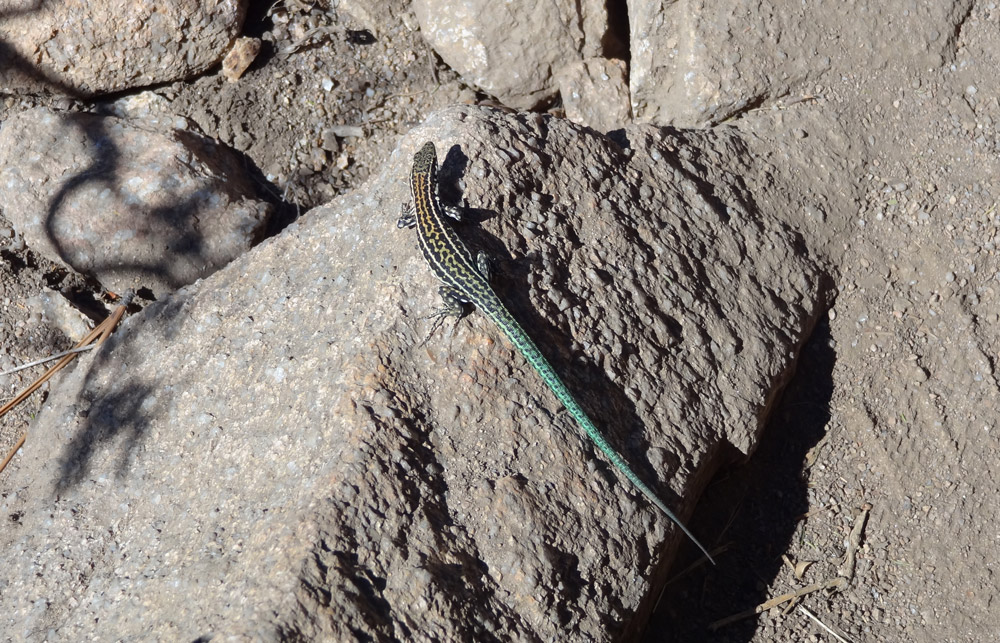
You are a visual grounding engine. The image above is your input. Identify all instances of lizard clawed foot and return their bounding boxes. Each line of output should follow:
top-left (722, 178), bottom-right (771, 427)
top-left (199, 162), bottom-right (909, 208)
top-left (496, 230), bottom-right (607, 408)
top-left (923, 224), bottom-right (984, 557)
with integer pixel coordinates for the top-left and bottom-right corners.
top-left (416, 286), bottom-right (467, 347)
top-left (397, 202), bottom-right (416, 228)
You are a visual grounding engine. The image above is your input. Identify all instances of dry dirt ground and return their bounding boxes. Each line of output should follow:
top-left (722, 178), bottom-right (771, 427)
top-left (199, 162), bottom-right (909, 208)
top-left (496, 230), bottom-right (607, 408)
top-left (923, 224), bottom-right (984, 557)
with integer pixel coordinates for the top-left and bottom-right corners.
top-left (1, 2), bottom-right (998, 642)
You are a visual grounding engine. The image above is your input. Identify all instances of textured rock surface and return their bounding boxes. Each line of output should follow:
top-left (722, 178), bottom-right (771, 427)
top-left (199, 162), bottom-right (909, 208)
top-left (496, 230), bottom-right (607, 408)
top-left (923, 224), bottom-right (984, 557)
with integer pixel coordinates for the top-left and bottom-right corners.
top-left (0, 107), bottom-right (272, 297)
top-left (0, 106), bottom-right (826, 640)
top-left (0, 0), bottom-right (246, 96)
top-left (629, 0), bottom-right (973, 126)
top-left (412, 0), bottom-right (608, 109)
top-left (557, 58), bottom-right (632, 132)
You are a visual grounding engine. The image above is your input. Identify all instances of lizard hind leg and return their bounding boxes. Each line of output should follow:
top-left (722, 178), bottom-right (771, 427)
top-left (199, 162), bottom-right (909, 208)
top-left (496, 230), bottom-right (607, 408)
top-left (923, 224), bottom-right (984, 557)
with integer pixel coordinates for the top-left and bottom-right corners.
top-left (419, 285), bottom-right (468, 345)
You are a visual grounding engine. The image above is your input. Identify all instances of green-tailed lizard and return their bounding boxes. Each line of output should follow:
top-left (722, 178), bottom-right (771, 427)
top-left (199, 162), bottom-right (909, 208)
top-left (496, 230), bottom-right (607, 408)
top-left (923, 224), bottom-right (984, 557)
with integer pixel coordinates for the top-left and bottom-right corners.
top-left (398, 141), bottom-right (715, 564)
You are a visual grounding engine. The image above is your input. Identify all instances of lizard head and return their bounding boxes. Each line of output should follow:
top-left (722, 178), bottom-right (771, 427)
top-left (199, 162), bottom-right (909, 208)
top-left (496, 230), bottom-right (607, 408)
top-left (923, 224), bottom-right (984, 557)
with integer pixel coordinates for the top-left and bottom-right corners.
top-left (412, 141), bottom-right (438, 176)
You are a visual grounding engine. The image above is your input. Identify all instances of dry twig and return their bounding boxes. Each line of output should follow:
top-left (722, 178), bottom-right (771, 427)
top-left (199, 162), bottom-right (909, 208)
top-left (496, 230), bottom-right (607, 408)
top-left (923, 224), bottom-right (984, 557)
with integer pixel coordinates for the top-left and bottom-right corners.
top-left (709, 577), bottom-right (848, 630)
top-left (838, 503), bottom-right (872, 580)
top-left (798, 605), bottom-right (854, 643)
top-left (711, 502), bottom-right (873, 636)
top-left (0, 345), bottom-right (96, 376)
top-left (0, 299), bottom-right (129, 475)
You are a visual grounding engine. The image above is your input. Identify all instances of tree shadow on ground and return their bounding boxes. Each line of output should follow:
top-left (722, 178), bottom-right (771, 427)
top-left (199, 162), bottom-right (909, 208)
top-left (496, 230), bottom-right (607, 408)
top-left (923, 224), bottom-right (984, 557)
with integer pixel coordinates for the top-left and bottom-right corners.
top-left (51, 294), bottom-right (192, 494)
top-left (1, 10), bottom-right (301, 493)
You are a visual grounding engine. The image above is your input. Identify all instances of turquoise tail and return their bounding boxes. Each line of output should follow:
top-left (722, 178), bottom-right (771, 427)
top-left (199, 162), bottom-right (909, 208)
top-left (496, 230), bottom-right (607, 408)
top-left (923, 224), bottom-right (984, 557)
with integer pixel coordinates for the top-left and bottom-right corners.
top-left (484, 299), bottom-right (716, 564)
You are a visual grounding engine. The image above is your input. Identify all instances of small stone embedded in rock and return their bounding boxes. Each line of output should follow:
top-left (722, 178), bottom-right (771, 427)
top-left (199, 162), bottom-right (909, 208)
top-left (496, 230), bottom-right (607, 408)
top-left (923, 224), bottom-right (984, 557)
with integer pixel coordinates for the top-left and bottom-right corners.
top-left (0, 107), bottom-right (273, 298)
top-left (222, 37), bottom-right (262, 82)
top-left (412, 0), bottom-right (610, 110)
top-left (556, 58), bottom-right (632, 132)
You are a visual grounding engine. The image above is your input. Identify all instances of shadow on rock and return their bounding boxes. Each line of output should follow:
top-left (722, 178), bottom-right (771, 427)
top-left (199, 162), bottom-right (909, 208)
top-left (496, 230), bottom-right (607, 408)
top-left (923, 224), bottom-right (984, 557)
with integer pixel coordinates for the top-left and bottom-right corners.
top-left (648, 318), bottom-right (836, 642)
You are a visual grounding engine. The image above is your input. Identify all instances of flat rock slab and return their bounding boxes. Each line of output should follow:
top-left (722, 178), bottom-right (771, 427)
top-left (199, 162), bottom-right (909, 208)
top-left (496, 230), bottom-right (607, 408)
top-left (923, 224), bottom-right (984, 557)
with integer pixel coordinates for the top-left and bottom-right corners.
top-left (0, 0), bottom-right (246, 96)
top-left (413, 0), bottom-right (608, 109)
top-left (0, 107), bottom-right (273, 298)
top-left (0, 106), bottom-right (827, 640)
top-left (629, 0), bottom-right (971, 126)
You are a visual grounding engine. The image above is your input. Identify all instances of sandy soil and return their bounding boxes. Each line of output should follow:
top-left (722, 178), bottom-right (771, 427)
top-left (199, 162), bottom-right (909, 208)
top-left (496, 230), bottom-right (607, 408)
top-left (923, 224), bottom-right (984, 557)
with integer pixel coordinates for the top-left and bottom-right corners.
top-left (1, 1), bottom-right (998, 641)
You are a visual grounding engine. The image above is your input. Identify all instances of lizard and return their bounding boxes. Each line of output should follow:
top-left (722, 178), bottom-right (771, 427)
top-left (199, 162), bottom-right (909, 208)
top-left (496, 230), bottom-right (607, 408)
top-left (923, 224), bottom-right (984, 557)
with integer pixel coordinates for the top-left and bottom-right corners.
top-left (398, 141), bottom-right (716, 565)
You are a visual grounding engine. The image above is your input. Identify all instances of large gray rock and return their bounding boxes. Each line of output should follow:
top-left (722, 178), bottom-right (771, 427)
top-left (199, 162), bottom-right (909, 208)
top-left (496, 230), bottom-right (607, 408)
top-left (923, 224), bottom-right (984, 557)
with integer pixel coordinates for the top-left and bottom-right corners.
top-left (0, 106), bottom-right (826, 640)
top-left (412, 0), bottom-right (610, 109)
top-left (0, 107), bottom-right (272, 298)
top-left (0, 0), bottom-right (246, 96)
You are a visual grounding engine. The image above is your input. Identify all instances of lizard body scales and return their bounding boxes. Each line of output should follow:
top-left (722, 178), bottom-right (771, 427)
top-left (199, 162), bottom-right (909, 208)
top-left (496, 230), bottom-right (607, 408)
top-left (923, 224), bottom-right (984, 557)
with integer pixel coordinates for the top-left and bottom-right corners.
top-left (399, 141), bottom-right (714, 564)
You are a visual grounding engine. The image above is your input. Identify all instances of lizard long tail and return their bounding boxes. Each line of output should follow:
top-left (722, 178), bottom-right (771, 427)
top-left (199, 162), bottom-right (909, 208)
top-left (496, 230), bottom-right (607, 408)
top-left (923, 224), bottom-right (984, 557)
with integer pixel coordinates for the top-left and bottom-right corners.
top-left (483, 297), bottom-right (716, 565)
